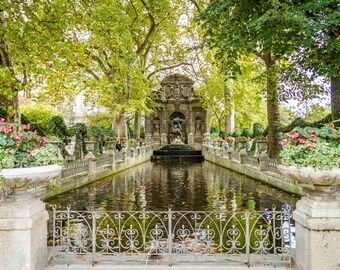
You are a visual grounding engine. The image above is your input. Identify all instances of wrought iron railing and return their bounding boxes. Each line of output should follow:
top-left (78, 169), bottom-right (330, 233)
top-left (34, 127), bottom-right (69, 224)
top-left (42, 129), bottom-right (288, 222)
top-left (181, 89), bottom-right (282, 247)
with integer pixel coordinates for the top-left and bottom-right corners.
top-left (96, 154), bottom-right (110, 168)
top-left (51, 205), bottom-right (292, 267)
top-left (61, 159), bottom-right (89, 179)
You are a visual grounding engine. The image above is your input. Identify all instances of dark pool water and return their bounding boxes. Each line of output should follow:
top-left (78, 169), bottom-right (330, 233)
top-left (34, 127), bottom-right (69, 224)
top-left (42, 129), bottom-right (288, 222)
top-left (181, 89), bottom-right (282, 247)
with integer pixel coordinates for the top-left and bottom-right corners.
top-left (46, 160), bottom-right (299, 211)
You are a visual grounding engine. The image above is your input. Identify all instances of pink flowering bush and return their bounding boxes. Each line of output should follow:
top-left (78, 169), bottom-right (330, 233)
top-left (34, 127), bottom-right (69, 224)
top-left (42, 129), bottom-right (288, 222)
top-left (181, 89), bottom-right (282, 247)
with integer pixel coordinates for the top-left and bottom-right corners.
top-left (0, 119), bottom-right (59, 169)
top-left (279, 126), bottom-right (340, 170)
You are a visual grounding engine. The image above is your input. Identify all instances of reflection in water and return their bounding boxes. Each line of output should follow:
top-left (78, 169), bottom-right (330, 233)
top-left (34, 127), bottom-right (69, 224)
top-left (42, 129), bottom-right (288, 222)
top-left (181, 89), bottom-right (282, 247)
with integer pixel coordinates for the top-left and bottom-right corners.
top-left (46, 160), bottom-right (299, 211)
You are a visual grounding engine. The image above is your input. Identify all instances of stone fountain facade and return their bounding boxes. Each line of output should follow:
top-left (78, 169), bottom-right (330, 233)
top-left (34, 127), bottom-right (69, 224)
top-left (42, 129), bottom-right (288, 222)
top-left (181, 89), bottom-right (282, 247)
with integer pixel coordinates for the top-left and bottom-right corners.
top-left (145, 74), bottom-right (209, 146)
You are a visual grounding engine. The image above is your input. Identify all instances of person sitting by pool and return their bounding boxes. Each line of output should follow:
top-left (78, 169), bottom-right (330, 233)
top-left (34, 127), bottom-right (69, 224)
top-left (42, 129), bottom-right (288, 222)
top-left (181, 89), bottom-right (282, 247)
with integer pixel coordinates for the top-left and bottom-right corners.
top-left (116, 138), bottom-right (122, 152)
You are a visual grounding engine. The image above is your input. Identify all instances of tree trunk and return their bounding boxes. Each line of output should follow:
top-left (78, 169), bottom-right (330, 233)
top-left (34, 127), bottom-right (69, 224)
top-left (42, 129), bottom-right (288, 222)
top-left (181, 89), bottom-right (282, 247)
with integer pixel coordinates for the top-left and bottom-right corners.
top-left (225, 109), bottom-right (234, 138)
top-left (0, 37), bottom-right (20, 123)
top-left (133, 113), bottom-right (141, 138)
top-left (224, 86), bottom-right (234, 138)
top-left (0, 93), bottom-right (20, 123)
top-left (262, 53), bottom-right (280, 158)
top-left (114, 114), bottom-right (123, 138)
top-left (124, 120), bottom-right (129, 139)
top-left (11, 93), bottom-right (20, 123)
top-left (331, 73), bottom-right (340, 127)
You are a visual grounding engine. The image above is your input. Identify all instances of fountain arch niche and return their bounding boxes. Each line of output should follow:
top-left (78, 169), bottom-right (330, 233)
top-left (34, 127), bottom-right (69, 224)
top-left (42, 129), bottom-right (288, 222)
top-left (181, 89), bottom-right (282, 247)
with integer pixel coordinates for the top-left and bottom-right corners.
top-left (145, 74), bottom-right (209, 147)
top-left (169, 111), bottom-right (186, 143)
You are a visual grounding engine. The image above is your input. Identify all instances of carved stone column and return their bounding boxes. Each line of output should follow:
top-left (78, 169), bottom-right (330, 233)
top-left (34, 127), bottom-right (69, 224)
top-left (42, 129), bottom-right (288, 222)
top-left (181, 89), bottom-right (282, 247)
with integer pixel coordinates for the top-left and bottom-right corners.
top-left (187, 104), bottom-right (194, 145)
top-left (161, 107), bottom-right (168, 145)
top-left (145, 117), bottom-right (152, 143)
top-left (202, 110), bottom-right (210, 141)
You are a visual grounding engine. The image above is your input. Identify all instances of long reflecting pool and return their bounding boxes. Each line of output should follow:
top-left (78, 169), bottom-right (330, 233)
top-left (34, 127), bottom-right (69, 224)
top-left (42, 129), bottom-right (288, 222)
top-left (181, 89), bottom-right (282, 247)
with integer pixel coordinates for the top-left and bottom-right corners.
top-left (46, 160), bottom-right (299, 212)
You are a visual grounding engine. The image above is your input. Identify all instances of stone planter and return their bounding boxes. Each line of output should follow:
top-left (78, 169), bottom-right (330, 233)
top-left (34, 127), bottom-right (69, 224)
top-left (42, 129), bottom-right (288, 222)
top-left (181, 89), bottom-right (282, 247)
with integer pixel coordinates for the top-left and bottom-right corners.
top-left (1, 164), bottom-right (62, 197)
top-left (278, 165), bottom-right (340, 194)
top-left (256, 140), bottom-right (268, 153)
top-left (238, 140), bottom-right (247, 150)
top-left (105, 141), bottom-right (115, 150)
top-left (85, 140), bottom-right (95, 152)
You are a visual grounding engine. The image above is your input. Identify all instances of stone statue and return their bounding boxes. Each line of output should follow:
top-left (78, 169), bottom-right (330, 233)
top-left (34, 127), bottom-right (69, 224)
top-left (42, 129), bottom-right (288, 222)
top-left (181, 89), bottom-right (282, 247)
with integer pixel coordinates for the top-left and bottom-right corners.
top-left (171, 117), bottom-right (183, 135)
top-left (174, 86), bottom-right (181, 99)
top-left (153, 120), bottom-right (160, 134)
top-left (195, 120), bottom-right (201, 134)
top-left (160, 88), bottom-right (167, 102)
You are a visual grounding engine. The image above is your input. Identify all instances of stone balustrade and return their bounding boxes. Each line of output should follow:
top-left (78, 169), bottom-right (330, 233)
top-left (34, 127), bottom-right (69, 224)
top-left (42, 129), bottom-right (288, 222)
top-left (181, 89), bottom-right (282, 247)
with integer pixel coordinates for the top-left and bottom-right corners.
top-left (202, 140), bottom-right (308, 196)
top-left (30, 144), bottom-right (153, 200)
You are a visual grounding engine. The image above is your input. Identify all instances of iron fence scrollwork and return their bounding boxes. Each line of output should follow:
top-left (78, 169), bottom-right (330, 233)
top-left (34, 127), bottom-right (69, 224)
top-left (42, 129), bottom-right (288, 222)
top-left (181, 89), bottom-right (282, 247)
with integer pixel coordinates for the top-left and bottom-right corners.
top-left (51, 205), bottom-right (293, 267)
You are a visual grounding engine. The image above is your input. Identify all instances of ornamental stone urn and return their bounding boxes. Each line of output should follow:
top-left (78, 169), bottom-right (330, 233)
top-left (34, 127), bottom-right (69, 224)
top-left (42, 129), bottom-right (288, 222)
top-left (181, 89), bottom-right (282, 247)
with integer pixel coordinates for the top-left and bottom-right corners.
top-left (277, 165), bottom-right (340, 196)
top-left (105, 141), bottom-right (115, 150)
top-left (256, 140), bottom-right (268, 154)
top-left (0, 164), bottom-right (62, 270)
top-left (238, 140), bottom-right (247, 150)
top-left (85, 140), bottom-right (95, 152)
top-left (1, 164), bottom-right (62, 199)
top-left (278, 164), bottom-right (340, 270)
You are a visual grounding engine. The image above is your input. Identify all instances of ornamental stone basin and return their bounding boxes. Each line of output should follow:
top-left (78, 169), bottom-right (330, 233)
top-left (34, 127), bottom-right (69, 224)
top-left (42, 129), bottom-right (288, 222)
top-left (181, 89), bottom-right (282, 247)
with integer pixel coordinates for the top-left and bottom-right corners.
top-left (278, 165), bottom-right (340, 192)
top-left (0, 164), bottom-right (62, 196)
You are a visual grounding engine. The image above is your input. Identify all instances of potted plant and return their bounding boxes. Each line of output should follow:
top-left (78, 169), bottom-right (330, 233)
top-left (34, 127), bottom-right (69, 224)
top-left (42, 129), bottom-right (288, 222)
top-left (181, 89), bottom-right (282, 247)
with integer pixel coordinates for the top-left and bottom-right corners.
top-left (278, 126), bottom-right (340, 194)
top-left (0, 119), bottom-right (62, 197)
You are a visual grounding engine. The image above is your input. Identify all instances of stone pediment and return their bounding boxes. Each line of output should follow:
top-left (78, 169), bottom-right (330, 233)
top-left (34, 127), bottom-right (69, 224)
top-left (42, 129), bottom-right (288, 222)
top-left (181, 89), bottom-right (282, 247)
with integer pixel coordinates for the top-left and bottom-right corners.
top-left (159, 74), bottom-right (195, 102)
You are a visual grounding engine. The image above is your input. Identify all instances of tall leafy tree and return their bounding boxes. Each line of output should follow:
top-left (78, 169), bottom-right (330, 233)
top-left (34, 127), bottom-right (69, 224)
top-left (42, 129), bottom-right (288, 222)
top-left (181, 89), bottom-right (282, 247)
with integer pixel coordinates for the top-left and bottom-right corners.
top-left (0, 0), bottom-right (77, 121)
top-left (292, 1), bottom-right (340, 126)
top-left (0, 0), bottom-right (192, 141)
top-left (198, 0), bottom-right (330, 157)
top-left (196, 55), bottom-right (267, 135)
top-left (33, 0), bottom-right (191, 137)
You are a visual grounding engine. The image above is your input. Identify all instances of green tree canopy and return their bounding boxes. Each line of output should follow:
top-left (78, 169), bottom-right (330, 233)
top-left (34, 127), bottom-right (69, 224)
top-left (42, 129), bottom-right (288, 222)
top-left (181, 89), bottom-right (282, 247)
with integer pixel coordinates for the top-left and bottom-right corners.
top-left (198, 0), bottom-right (333, 157)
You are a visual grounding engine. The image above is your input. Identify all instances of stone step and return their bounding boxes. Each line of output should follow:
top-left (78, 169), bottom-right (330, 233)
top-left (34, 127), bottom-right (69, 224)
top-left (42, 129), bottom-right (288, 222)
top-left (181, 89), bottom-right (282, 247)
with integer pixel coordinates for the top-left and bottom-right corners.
top-left (153, 150), bottom-right (202, 155)
top-left (151, 155), bottom-right (204, 161)
top-left (152, 144), bottom-right (203, 161)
